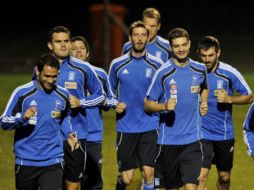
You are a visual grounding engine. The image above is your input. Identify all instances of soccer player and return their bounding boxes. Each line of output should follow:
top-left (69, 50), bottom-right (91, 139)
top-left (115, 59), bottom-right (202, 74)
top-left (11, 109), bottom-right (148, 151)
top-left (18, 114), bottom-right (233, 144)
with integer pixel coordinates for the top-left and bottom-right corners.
top-left (109, 21), bottom-right (163, 190)
top-left (0, 54), bottom-right (78, 190)
top-left (71, 35), bottom-right (114, 190)
top-left (144, 27), bottom-right (209, 190)
top-left (122, 7), bottom-right (171, 63)
top-left (243, 101), bottom-right (254, 158)
top-left (197, 36), bottom-right (253, 190)
top-left (47, 26), bottom-right (105, 190)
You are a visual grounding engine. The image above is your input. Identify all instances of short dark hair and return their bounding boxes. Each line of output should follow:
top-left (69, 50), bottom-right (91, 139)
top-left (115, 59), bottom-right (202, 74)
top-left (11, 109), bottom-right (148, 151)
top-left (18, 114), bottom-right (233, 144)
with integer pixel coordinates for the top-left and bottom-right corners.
top-left (48, 26), bottom-right (71, 42)
top-left (129, 20), bottom-right (149, 36)
top-left (37, 54), bottom-right (60, 72)
top-left (142, 7), bottom-right (161, 23)
top-left (168, 28), bottom-right (190, 44)
top-left (71, 36), bottom-right (90, 53)
top-left (197, 36), bottom-right (220, 53)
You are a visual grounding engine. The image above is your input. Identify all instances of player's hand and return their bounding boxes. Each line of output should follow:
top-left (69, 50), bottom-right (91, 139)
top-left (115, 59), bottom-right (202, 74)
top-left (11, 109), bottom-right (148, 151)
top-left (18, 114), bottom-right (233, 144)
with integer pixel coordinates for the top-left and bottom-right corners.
top-left (69, 95), bottom-right (80, 108)
top-left (200, 101), bottom-right (208, 116)
top-left (217, 89), bottom-right (231, 103)
top-left (165, 98), bottom-right (176, 111)
top-left (68, 133), bottom-right (79, 151)
top-left (115, 102), bottom-right (126, 113)
top-left (23, 106), bottom-right (37, 120)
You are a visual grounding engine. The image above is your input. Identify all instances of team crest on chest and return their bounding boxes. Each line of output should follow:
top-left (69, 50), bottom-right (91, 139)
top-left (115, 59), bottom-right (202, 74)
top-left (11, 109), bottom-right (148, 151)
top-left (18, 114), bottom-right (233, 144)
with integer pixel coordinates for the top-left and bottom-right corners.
top-left (146, 68), bottom-right (152, 78)
top-left (155, 51), bottom-right (162, 59)
top-left (68, 71), bottom-right (76, 81)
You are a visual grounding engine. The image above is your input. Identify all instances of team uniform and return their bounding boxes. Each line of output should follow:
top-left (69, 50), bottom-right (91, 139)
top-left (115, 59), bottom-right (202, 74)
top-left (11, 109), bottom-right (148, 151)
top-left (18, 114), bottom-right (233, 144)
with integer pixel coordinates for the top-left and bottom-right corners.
top-left (122, 35), bottom-right (171, 63)
top-left (58, 56), bottom-right (104, 182)
top-left (243, 102), bottom-right (254, 156)
top-left (0, 80), bottom-right (72, 190)
top-left (82, 66), bottom-right (114, 190)
top-left (201, 61), bottom-right (252, 171)
top-left (109, 52), bottom-right (163, 172)
top-left (146, 58), bottom-right (208, 189)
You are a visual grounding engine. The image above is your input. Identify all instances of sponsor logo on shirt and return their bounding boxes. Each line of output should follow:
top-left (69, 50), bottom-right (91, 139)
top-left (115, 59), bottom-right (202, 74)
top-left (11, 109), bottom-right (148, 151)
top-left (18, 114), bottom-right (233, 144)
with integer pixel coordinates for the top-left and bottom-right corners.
top-left (122, 69), bottom-right (129, 74)
top-left (65, 82), bottom-right (77, 89)
top-left (51, 111), bottom-right (61, 118)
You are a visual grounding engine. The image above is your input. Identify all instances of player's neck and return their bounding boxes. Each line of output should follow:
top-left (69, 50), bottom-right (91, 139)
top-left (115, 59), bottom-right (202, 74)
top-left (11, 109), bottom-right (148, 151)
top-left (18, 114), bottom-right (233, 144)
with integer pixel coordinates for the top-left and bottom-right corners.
top-left (173, 57), bottom-right (188, 67)
top-left (131, 50), bottom-right (146, 58)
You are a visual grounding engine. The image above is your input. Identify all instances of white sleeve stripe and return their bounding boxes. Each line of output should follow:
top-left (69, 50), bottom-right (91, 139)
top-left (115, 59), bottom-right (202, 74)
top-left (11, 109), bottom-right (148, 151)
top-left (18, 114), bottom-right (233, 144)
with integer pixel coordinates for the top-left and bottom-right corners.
top-left (146, 64), bottom-right (170, 96)
top-left (219, 63), bottom-right (252, 94)
top-left (1, 81), bottom-right (34, 117)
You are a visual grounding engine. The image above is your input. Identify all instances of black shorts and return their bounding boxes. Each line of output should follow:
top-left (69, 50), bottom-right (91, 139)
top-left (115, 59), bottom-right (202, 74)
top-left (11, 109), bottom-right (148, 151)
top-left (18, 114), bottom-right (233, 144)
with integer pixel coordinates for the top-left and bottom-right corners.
top-left (63, 139), bottom-right (86, 182)
top-left (82, 141), bottom-right (103, 190)
top-left (116, 130), bottom-right (158, 172)
top-left (155, 141), bottom-right (202, 189)
top-left (201, 139), bottom-right (235, 171)
top-left (15, 163), bottom-right (63, 190)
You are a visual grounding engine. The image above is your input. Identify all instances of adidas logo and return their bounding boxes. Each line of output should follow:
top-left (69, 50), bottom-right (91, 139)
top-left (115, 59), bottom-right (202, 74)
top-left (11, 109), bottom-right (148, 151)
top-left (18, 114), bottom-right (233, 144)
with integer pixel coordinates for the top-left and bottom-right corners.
top-left (30, 100), bottom-right (37, 106)
top-left (122, 69), bottom-right (129, 74)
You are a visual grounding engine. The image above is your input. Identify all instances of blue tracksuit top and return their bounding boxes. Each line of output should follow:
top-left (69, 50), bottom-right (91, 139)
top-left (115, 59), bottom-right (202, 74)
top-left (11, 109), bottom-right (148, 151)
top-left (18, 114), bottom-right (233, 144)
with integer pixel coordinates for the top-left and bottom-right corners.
top-left (0, 80), bottom-right (72, 166)
top-left (57, 56), bottom-right (105, 140)
top-left (243, 102), bottom-right (254, 156)
top-left (122, 35), bottom-right (172, 63)
top-left (109, 52), bottom-right (163, 133)
top-left (146, 58), bottom-right (208, 145)
top-left (202, 61), bottom-right (252, 140)
top-left (86, 66), bottom-right (114, 142)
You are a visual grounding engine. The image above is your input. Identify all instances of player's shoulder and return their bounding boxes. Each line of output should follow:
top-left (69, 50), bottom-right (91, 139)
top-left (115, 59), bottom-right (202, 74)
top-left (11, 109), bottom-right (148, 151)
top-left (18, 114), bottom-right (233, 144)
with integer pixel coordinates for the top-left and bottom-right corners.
top-left (91, 65), bottom-right (108, 78)
top-left (110, 53), bottom-right (131, 68)
top-left (14, 81), bottom-right (36, 97)
top-left (156, 35), bottom-right (170, 47)
top-left (146, 53), bottom-right (164, 66)
top-left (70, 56), bottom-right (94, 71)
top-left (218, 61), bottom-right (238, 73)
top-left (189, 58), bottom-right (206, 70)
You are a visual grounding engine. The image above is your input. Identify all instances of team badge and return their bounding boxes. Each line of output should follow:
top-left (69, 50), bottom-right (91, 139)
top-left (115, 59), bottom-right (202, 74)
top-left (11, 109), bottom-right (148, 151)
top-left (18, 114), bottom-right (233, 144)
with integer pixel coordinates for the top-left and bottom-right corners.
top-left (68, 71), bottom-right (76, 81)
top-left (146, 68), bottom-right (152, 78)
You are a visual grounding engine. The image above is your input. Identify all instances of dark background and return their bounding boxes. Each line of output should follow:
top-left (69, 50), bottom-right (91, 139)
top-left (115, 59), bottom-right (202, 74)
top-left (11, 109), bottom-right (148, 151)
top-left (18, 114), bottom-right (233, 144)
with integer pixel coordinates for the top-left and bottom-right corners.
top-left (1, 0), bottom-right (254, 73)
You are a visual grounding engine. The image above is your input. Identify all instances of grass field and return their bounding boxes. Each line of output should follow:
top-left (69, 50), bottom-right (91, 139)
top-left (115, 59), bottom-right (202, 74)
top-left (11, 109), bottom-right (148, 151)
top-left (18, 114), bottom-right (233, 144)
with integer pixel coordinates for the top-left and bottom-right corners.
top-left (0, 73), bottom-right (254, 190)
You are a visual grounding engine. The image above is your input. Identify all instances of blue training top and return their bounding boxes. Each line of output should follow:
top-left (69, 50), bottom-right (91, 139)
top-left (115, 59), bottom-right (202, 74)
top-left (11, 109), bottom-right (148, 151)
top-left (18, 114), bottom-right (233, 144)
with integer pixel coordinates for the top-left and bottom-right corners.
top-left (243, 102), bottom-right (254, 156)
top-left (109, 52), bottom-right (163, 133)
top-left (0, 80), bottom-right (72, 166)
top-left (57, 56), bottom-right (105, 140)
top-left (122, 35), bottom-right (172, 63)
top-left (86, 66), bottom-right (114, 142)
top-left (146, 58), bottom-right (208, 145)
top-left (202, 61), bottom-right (252, 140)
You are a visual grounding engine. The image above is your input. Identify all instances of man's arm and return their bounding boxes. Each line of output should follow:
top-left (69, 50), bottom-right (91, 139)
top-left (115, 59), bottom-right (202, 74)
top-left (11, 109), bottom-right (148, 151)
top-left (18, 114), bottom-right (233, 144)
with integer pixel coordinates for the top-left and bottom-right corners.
top-left (144, 98), bottom-right (176, 113)
top-left (217, 90), bottom-right (253, 105)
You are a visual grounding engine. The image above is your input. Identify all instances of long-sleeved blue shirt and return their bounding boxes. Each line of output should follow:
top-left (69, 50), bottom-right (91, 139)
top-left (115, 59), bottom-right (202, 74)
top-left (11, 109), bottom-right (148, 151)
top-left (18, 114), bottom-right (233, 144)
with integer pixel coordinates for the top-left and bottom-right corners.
top-left (0, 80), bottom-right (72, 166)
top-left (146, 58), bottom-right (208, 145)
top-left (86, 66), bottom-right (114, 142)
top-left (202, 62), bottom-right (252, 140)
top-left (109, 52), bottom-right (163, 133)
top-left (243, 102), bottom-right (254, 156)
top-left (57, 56), bottom-right (105, 140)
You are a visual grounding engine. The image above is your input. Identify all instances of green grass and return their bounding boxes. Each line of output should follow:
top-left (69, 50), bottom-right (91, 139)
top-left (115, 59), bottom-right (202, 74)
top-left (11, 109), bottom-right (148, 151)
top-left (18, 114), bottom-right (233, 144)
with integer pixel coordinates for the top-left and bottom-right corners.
top-left (0, 73), bottom-right (254, 190)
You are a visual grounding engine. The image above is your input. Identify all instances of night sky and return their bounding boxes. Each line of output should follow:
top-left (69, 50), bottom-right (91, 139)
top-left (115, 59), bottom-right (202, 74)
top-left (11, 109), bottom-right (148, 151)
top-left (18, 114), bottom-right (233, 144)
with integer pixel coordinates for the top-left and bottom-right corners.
top-left (1, 0), bottom-right (254, 72)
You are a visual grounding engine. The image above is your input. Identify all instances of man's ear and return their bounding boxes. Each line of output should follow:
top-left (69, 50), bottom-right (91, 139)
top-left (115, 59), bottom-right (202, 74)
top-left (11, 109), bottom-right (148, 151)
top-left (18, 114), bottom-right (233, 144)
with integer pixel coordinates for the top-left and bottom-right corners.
top-left (47, 42), bottom-right (52, 50)
top-left (35, 67), bottom-right (39, 77)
